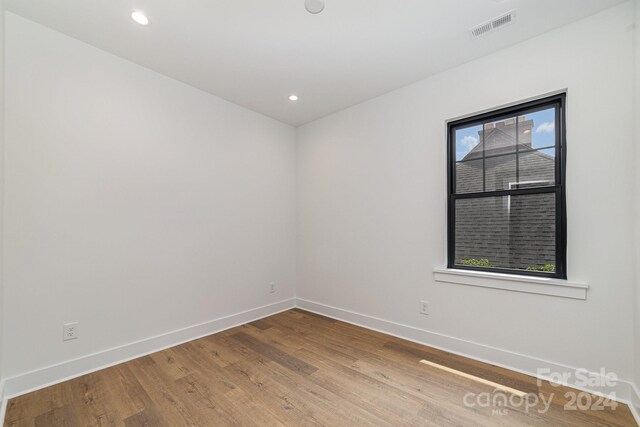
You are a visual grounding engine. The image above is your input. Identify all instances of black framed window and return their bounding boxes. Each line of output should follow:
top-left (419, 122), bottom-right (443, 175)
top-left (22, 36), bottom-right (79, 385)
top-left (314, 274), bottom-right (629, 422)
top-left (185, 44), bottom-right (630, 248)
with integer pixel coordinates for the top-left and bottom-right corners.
top-left (447, 93), bottom-right (567, 279)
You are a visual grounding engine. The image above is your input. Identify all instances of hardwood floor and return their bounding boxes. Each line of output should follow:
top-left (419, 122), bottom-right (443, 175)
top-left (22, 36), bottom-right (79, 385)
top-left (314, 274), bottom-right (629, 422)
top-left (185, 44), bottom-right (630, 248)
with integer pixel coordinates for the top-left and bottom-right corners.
top-left (4, 309), bottom-right (636, 426)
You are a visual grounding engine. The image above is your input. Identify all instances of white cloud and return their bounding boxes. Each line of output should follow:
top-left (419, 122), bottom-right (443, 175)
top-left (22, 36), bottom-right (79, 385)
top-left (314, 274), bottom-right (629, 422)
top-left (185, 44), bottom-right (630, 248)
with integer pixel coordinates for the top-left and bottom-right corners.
top-left (536, 122), bottom-right (555, 134)
top-left (460, 135), bottom-right (479, 151)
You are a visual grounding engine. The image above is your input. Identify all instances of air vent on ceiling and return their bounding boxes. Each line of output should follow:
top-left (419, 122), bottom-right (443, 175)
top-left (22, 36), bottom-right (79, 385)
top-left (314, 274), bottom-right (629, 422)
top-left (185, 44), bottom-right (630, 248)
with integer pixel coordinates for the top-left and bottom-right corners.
top-left (470, 10), bottom-right (517, 39)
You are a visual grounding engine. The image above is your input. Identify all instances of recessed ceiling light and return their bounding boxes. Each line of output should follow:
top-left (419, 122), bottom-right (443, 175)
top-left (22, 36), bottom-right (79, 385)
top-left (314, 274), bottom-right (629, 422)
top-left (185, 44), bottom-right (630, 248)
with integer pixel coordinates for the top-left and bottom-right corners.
top-left (289, 95), bottom-right (299, 101)
top-left (131, 10), bottom-right (149, 26)
top-left (305, 0), bottom-right (325, 14)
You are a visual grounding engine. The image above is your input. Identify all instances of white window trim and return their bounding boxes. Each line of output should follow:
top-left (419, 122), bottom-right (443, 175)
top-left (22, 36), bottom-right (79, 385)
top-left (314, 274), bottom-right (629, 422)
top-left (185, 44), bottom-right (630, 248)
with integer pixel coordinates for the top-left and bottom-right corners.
top-left (433, 267), bottom-right (588, 300)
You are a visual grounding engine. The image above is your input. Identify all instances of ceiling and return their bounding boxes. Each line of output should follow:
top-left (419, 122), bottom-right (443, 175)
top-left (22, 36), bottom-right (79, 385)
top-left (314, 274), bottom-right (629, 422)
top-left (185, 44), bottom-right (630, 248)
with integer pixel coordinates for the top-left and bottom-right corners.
top-left (5, 0), bottom-right (625, 126)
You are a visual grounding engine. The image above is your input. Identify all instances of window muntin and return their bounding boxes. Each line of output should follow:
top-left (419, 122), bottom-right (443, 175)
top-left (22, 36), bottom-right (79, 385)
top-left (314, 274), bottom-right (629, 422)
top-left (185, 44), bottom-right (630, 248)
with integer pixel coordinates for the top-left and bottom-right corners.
top-left (447, 94), bottom-right (566, 278)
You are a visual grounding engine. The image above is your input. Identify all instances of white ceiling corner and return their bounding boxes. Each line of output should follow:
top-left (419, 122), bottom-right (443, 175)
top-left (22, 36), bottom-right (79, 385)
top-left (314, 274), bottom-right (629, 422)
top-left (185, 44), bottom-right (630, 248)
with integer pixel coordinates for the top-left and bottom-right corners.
top-left (4, 0), bottom-right (625, 126)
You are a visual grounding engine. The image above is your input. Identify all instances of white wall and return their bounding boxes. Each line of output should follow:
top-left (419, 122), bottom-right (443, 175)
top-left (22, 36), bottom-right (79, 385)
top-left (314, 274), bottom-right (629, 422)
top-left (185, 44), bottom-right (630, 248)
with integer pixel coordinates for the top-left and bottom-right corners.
top-left (634, 0), bottom-right (640, 399)
top-left (297, 2), bottom-right (635, 384)
top-left (0, 0), bottom-right (4, 394)
top-left (2, 13), bottom-right (296, 379)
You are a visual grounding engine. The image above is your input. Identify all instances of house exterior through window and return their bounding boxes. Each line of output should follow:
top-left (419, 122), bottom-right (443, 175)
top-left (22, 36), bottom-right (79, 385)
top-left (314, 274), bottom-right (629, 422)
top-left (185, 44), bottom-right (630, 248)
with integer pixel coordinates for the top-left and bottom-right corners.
top-left (447, 94), bottom-right (567, 279)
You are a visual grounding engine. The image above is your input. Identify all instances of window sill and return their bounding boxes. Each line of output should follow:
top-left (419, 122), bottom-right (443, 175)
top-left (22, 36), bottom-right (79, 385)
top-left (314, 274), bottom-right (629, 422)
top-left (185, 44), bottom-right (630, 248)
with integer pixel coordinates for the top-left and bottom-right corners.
top-left (433, 267), bottom-right (588, 300)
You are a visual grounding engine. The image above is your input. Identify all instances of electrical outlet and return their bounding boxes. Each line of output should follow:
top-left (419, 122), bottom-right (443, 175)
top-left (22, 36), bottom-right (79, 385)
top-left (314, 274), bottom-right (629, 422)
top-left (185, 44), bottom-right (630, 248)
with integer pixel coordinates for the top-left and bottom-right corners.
top-left (63, 322), bottom-right (79, 341)
top-left (269, 282), bottom-right (276, 293)
top-left (420, 301), bottom-right (429, 315)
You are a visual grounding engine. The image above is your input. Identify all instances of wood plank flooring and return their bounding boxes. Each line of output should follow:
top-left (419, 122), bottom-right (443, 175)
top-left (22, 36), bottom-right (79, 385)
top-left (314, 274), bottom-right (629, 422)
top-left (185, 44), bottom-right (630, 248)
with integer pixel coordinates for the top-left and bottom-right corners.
top-left (4, 309), bottom-right (637, 426)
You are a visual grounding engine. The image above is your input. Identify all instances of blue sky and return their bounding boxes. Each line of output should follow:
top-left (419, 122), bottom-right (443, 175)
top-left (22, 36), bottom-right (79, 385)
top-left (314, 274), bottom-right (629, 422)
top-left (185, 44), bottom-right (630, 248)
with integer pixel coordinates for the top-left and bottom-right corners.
top-left (455, 108), bottom-right (556, 161)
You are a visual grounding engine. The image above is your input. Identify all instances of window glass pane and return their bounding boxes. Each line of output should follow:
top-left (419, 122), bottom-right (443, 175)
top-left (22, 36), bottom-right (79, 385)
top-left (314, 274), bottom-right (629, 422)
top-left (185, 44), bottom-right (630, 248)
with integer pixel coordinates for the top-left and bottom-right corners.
top-left (483, 117), bottom-right (517, 156)
top-left (454, 193), bottom-right (556, 272)
top-left (518, 107), bottom-right (556, 149)
top-left (518, 149), bottom-right (556, 187)
top-left (455, 125), bottom-right (483, 161)
top-left (485, 154), bottom-right (516, 191)
top-left (455, 160), bottom-right (483, 194)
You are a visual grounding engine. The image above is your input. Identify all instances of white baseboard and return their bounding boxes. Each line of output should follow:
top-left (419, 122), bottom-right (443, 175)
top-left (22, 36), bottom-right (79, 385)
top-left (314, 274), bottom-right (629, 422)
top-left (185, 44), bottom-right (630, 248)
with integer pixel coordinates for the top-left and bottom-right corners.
top-left (630, 382), bottom-right (640, 425)
top-left (0, 298), bottom-right (295, 414)
top-left (0, 296), bottom-right (638, 426)
top-left (295, 297), bottom-right (639, 422)
top-left (0, 381), bottom-right (5, 425)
